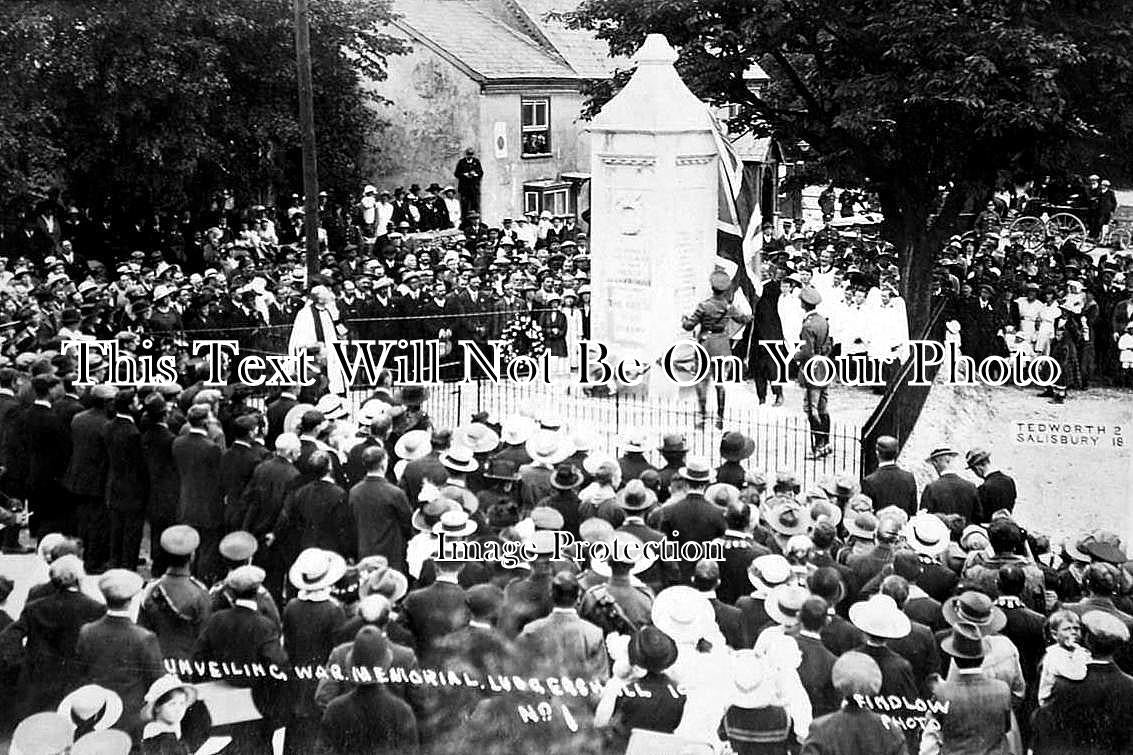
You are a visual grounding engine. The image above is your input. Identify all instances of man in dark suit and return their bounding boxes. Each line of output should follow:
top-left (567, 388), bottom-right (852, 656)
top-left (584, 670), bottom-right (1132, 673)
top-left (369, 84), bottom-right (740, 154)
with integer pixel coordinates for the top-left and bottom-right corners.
top-left (517, 573), bottom-right (607, 679)
top-left (693, 559), bottom-right (743, 649)
top-left (789, 597), bottom-right (840, 718)
top-left (403, 559), bottom-right (469, 655)
top-left (1032, 610), bottom-right (1133, 754)
top-left (654, 459), bottom-right (726, 578)
top-left (890, 551), bottom-right (947, 631)
top-left (965, 447), bottom-right (1016, 521)
top-left (264, 388), bottom-right (298, 450)
top-left (104, 389), bottom-right (148, 569)
top-left (220, 415), bottom-right (269, 531)
top-left (173, 405), bottom-right (225, 583)
top-left (860, 435), bottom-right (917, 517)
top-left (847, 516), bottom-right (901, 590)
top-left (140, 394), bottom-right (180, 576)
top-left (319, 627), bottom-right (419, 754)
top-left (453, 148), bottom-right (483, 215)
top-left (430, 584), bottom-right (512, 674)
top-left (75, 569), bottom-right (165, 733)
top-left (1, 555), bottom-right (106, 713)
top-left (923, 623), bottom-right (1012, 754)
top-left (63, 384), bottom-right (114, 571)
top-left (276, 450), bottom-right (355, 560)
top-left (736, 554), bottom-right (792, 648)
top-left (22, 374), bottom-right (71, 536)
top-left (194, 565), bottom-right (289, 750)
top-left (715, 500), bottom-right (770, 605)
top-left (349, 446), bottom-right (412, 572)
top-left (920, 447), bottom-right (980, 523)
top-left (617, 486), bottom-right (677, 593)
top-left (880, 575), bottom-right (941, 696)
top-left (51, 379), bottom-right (84, 428)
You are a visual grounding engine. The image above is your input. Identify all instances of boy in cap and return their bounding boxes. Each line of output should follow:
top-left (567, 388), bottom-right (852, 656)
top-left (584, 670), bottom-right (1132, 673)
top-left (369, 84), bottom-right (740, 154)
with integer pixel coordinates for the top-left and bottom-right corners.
top-left (76, 569), bottom-right (165, 734)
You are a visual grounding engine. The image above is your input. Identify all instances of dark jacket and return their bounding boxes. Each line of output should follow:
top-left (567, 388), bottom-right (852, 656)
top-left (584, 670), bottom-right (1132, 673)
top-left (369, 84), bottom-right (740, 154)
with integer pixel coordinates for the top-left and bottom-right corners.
top-left (655, 492), bottom-right (726, 576)
top-left (350, 475), bottom-right (413, 572)
top-left (861, 463), bottom-right (918, 518)
top-left (320, 685), bottom-right (419, 755)
top-left (23, 402), bottom-right (69, 495)
top-left (1032, 661), bottom-right (1133, 755)
top-left (403, 580), bottom-right (470, 655)
top-left (241, 455), bottom-right (301, 536)
top-left (3, 589), bottom-right (106, 708)
top-left (794, 632), bottom-right (840, 718)
top-left (173, 431), bottom-right (224, 529)
top-left (802, 706), bottom-right (908, 755)
top-left (716, 533), bottom-right (770, 606)
top-left (711, 596), bottom-right (744, 649)
top-left (64, 408), bottom-right (109, 498)
top-left (976, 471), bottom-right (1017, 520)
top-left (193, 604), bottom-right (288, 719)
top-left (141, 423), bottom-right (180, 524)
top-left (104, 415), bottom-right (149, 512)
top-left (75, 615), bottom-right (165, 726)
top-left (219, 441), bottom-right (269, 530)
top-left (920, 473), bottom-right (981, 523)
top-left (280, 478), bottom-right (356, 559)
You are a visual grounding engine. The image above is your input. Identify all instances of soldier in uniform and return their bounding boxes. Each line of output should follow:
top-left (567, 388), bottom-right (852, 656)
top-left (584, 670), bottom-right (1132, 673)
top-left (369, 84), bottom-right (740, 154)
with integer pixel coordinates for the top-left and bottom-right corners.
top-left (793, 286), bottom-right (834, 459)
top-left (681, 270), bottom-right (752, 429)
top-left (138, 525), bottom-right (212, 661)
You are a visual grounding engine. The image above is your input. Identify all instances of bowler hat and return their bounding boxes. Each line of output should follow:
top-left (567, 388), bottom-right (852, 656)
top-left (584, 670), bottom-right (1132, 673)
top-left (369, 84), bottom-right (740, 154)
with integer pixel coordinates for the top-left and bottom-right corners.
top-left (658, 433), bottom-right (688, 454)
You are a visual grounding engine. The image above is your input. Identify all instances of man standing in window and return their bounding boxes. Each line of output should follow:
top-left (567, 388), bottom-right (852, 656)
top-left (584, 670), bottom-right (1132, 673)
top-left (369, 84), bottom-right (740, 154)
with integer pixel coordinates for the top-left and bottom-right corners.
top-left (454, 148), bottom-right (483, 216)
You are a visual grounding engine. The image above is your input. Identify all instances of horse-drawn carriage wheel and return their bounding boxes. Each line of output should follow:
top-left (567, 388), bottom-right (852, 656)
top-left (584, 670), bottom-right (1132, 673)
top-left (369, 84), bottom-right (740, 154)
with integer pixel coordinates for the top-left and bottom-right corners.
top-left (1048, 212), bottom-right (1094, 252)
top-left (1008, 216), bottom-right (1046, 252)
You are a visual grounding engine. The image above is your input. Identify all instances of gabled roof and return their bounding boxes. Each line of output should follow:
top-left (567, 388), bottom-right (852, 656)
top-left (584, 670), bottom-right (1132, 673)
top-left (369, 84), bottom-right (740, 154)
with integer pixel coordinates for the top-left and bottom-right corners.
top-left (393, 0), bottom-right (579, 83)
top-left (503, 0), bottom-right (625, 79)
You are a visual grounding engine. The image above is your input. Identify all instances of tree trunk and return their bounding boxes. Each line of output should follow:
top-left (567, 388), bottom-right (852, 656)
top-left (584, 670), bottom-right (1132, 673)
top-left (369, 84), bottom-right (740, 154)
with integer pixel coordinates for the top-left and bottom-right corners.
top-left (878, 187), bottom-right (940, 335)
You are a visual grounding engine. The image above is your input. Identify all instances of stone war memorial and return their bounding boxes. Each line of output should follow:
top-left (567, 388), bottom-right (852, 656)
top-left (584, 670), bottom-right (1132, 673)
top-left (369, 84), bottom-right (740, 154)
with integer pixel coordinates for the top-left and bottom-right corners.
top-left (589, 34), bottom-right (721, 397)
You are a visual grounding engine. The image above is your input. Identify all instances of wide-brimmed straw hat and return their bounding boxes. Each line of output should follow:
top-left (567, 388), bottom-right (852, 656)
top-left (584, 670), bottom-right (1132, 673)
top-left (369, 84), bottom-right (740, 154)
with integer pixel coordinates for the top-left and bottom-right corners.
top-left (903, 513), bottom-right (950, 556)
top-left (454, 422), bottom-right (500, 454)
top-left (141, 676), bottom-right (199, 722)
top-left (765, 584), bottom-right (809, 627)
top-left (651, 586), bottom-right (716, 644)
top-left (289, 548), bottom-right (348, 591)
top-left (57, 685), bottom-right (123, 733)
top-left (849, 594), bottom-right (912, 639)
top-left (525, 430), bottom-right (573, 465)
top-left (394, 429), bottom-right (432, 461)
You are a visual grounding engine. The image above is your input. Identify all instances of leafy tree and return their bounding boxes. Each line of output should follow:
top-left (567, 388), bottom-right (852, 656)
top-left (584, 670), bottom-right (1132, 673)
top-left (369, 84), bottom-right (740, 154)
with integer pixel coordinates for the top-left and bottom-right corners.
top-left (567, 0), bottom-right (1133, 330)
top-left (0, 0), bottom-right (405, 219)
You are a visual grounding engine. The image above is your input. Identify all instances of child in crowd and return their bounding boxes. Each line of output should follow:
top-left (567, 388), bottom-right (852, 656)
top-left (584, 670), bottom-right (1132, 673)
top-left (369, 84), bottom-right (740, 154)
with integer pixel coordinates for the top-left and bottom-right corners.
top-left (1037, 609), bottom-right (1089, 705)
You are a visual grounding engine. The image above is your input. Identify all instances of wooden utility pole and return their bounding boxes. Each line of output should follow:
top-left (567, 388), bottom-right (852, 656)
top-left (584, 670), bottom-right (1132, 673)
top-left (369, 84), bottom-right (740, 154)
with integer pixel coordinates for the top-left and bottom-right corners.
top-left (293, 0), bottom-right (321, 279)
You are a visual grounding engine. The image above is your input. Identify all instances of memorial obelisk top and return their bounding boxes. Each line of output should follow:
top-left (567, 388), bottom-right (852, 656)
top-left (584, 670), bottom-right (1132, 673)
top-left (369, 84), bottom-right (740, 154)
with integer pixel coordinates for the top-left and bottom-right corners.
top-left (588, 34), bottom-right (720, 394)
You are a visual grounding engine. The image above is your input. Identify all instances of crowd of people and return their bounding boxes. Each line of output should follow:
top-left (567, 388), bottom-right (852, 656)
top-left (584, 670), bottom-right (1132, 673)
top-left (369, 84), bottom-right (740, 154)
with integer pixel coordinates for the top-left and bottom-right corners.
top-left (0, 175), bottom-right (1130, 753)
top-left (0, 376), bottom-right (1130, 753)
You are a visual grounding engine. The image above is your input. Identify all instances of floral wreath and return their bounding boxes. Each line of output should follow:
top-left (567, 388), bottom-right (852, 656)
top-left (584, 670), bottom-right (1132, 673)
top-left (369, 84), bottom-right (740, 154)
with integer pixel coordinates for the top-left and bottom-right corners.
top-left (501, 311), bottom-right (546, 362)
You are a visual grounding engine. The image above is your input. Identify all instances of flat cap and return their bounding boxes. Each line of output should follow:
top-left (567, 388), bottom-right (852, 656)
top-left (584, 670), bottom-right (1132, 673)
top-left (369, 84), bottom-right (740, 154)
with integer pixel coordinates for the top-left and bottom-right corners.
top-left (160, 525), bottom-right (200, 556)
top-left (219, 531), bottom-right (258, 562)
top-left (225, 565), bottom-right (266, 592)
top-left (98, 569), bottom-right (144, 602)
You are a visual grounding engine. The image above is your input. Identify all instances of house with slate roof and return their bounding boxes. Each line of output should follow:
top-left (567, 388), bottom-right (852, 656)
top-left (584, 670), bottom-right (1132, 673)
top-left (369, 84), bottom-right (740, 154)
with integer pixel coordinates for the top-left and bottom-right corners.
top-left (366, 0), bottom-right (621, 224)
